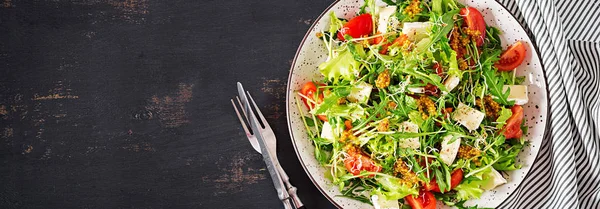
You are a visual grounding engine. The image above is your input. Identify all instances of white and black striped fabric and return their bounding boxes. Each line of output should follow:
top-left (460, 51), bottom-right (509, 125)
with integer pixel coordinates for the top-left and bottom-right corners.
top-left (495, 0), bottom-right (600, 208)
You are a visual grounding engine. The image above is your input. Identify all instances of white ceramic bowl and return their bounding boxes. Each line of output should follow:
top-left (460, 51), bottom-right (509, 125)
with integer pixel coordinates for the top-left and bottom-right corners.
top-left (286, 1), bottom-right (549, 208)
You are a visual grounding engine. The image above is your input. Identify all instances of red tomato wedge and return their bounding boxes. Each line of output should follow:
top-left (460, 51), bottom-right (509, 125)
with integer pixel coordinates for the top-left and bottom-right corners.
top-left (343, 146), bottom-right (382, 177)
top-left (370, 33), bottom-right (390, 54)
top-left (502, 105), bottom-right (524, 139)
top-left (405, 190), bottom-right (437, 209)
top-left (460, 7), bottom-right (486, 46)
top-left (392, 33), bottom-right (409, 46)
top-left (299, 82), bottom-right (327, 121)
top-left (433, 62), bottom-right (443, 77)
top-left (337, 14), bottom-right (373, 41)
top-left (495, 41), bottom-right (527, 71)
top-left (344, 120), bottom-right (353, 130)
top-left (423, 169), bottom-right (464, 193)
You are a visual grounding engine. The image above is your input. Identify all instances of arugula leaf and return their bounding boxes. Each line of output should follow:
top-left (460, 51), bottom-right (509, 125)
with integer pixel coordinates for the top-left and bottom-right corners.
top-left (395, 62), bottom-right (448, 92)
top-left (312, 137), bottom-right (332, 146)
top-left (391, 131), bottom-right (443, 139)
top-left (416, 9), bottom-right (459, 53)
top-left (334, 86), bottom-right (352, 97)
top-left (455, 201), bottom-right (494, 209)
top-left (304, 116), bottom-right (316, 127)
top-left (339, 193), bottom-right (373, 205)
top-left (499, 70), bottom-right (526, 85)
top-left (481, 49), bottom-right (514, 105)
top-left (434, 166), bottom-right (450, 193)
top-left (314, 144), bottom-right (332, 165)
top-left (436, 192), bottom-right (493, 209)
top-left (348, 42), bottom-right (368, 62)
top-left (360, 0), bottom-right (376, 17)
top-left (493, 143), bottom-right (524, 171)
top-left (485, 26), bottom-right (503, 50)
top-left (381, 0), bottom-right (398, 6)
top-left (408, 111), bottom-right (425, 129)
top-left (339, 180), bottom-right (374, 205)
top-left (353, 99), bottom-right (388, 130)
top-left (479, 48), bottom-right (502, 67)
top-left (314, 94), bottom-right (341, 114)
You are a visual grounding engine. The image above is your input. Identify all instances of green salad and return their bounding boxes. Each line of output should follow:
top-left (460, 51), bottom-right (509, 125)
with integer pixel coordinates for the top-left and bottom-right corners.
top-left (295, 0), bottom-right (531, 208)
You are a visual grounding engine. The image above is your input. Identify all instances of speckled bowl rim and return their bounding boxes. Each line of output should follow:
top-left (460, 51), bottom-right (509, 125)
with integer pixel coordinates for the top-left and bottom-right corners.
top-left (285, 1), bottom-right (551, 208)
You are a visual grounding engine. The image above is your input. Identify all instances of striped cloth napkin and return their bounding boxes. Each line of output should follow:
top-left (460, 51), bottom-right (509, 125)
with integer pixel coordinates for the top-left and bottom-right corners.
top-left (496, 0), bottom-right (600, 208)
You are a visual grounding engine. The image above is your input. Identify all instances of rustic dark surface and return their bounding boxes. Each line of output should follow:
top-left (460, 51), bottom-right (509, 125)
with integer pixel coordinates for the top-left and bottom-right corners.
top-left (0, 0), bottom-right (337, 208)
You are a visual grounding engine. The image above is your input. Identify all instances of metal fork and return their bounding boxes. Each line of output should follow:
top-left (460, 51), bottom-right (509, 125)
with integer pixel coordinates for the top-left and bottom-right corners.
top-left (231, 91), bottom-right (305, 209)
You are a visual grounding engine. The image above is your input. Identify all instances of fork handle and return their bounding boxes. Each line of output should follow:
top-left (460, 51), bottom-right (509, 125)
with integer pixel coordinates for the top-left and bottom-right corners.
top-left (283, 199), bottom-right (293, 209)
top-left (287, 185), bottom-right (305, 209)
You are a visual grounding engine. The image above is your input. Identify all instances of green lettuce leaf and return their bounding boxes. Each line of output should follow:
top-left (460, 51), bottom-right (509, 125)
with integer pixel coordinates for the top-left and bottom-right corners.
top-left (328, 12), bottom-right (344, 35)
top-left (319, 49), bottom-right (360, 83)
top-left (375, 175), bottom-right (419, 200)
top-left (454, 177), bottom-right (487, 201)
top-left (447, 50), bottom-right (461, 76)
top-left (495, 107), bottom-right (513, 129)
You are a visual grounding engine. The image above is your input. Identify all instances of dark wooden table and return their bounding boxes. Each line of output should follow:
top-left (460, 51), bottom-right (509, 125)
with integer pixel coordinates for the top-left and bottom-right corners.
top-left (0, 0), bottom-right (337, 208)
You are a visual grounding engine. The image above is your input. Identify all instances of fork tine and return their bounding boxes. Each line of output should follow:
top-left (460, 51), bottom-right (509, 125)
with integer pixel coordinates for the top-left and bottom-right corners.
top-left (236, 96), bottom-right (248, 122)
top-left (231, 98), bottom-right (252, 136)
top-left (246, 91), bottom-right (270, 129)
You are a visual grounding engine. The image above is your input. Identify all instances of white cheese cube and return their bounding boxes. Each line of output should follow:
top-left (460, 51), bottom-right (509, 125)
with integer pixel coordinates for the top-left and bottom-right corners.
top-left (452, 103), bottom-right (485, 131)
top-left (402, 22), bottom-right (432, 42)
top-left (398, 121), bottom-right (420, 149)
top-left (443, 74), bottom-right (461, 92)
top-left (482, 168), bottom-right (508, 190)
top-left (347, 82), bottom-right (373, 104)
top-left (371, 195), bottom-right (400, 209)
top-left (377, 6), bottom-right (398, 33)
top-left (407, 87), bottom-right (424, 94)
top-left (503, 85), bottom-right (528, 105)
top-left (439, 135), bottom-right (461, 166)
top-left (320, 122), bottom-right (337, 142)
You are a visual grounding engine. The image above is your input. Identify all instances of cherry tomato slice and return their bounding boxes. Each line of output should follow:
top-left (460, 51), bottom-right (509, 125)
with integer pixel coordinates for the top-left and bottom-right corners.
top-left (495, 41), bottom-right (527, 71)
top-left (405, 190), bottom-right (437, 209)
top-left (370, 33), bottom-right (390, 54)
top-left (424, 83), bottom-right (439, 96)
top-left (299, 82), bottom-right (327, 121)
top-left (343, 146), bottom-right (382, 177)
top-left (502, 105), bottom-right (524, 139)
top-left (423, 169), bottom-right (464, 193)
top-left (337, 14), bottom-right (373, 41)
top-left (460, 7), bottom-right (486, 47)
top-left (433, 63), bottom-right (443, 77)
top-left (299, 82), bottom-right (318, 109)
